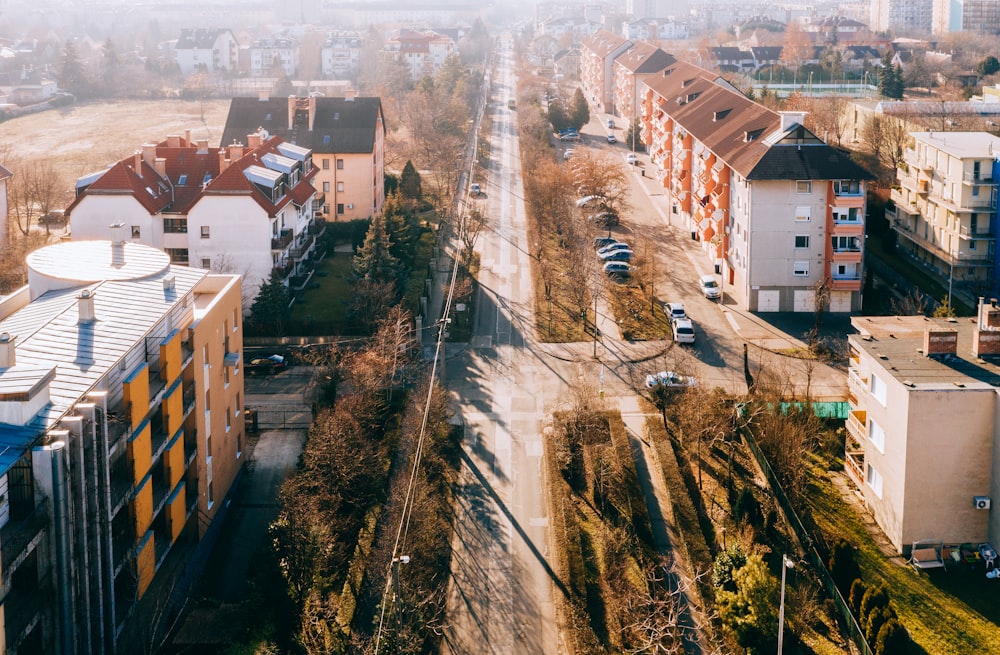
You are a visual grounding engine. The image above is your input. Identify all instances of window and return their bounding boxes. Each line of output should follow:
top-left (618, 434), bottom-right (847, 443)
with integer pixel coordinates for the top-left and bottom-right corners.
top-left (337, 203), bottom-right (345, 214)
top-left (178, 174), bottom-right (188, 185)
top-left (337, 181), bottom-right (344, 192)
top-left (324, 204), bottom-right (330, 215)
top-left (226, 407), bottom-right (231, 432)
top-left (201, 226), bottom-right (210, 239)
top-left (793, 261), bottom-right (809, 276)
top-left (832, 236), bottom-right (860, 251)
top-left (794, 235), bottom-right (810, 248)
top-left (336, 158), bottom-right (344, 170)
top-left (163, 218), bottom-right (187, 233)
top-left (201, 257), bottom-right (211, 268)
top-left (131, 226), bottom-right (141, 238)
top-left (833, 180), bottom-right (861, 195)
top-left (322, 158), bottom-right (330, 170)
top-left (869, 418), bottom-right (885, 453)
top-left (165, 248), bottom-right (189, 264)
top-left (870, 373), bottom-right (887, 406)
top-left (322, 181), bottom-right (330, 192)
top-left (796, 180), bottom-right (812, 193)
top-left (866, 463), bottom-right (883, 498)
top-left (795, 206), bottom-right (811, 221)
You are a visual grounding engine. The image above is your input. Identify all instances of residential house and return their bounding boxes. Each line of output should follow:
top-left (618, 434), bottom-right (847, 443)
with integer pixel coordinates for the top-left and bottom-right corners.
top-left (0, 237), bottom-right (243, 653)
top-left (622, 18), bottom-right (689, 41)
top-left (749, 46), bottom-right (782, 72)
top-left (708, 46), bottom-right (754, 73)
top-left (888, 131), bottom-right (1000, 299)
top-left (321, 31), bottom-right (363, 78)
top-left (845, 303), bottom-right (1000, 554)
top-left (250, 38), bottom-right (299, 77)
top-left (612, 42), bottom-right (676, 123)
top-left (640, 60), bottom-right (873, 312)
top-left (842, 45), bottom-right (883, 73)
top-left (220, 95), bottom-right (385, 223)
top-left (66, 131), bottom-right (320, 302)
top-left (537, 16), bottom-right (600, 38)
top-left (383, 29), bottom-right (456, 82)
top-left (804, 16), bottom-right (871, 44)
top-left (554, 48), bottom-right (581, 81)
top-left (580, 29), bottom-right (633, 113)
top-left (175, 28), bottom-right (239, 76)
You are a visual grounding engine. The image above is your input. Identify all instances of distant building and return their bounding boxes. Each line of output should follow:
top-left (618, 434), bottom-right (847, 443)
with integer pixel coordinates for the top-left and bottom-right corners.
top-left (66, 131), bottom-right (320, 302)
top-left (580, 29), bottom-right (633, 113)
top-left (612, 42), bottom-right (676, 122)
top-left (870, 0), bottom-right (934, 34)
top-left (250, 38), bottom-right (300, 77)
top-left (933, 0), bottom-right (1000, 33)
top-left (0, 237), bottom-right (243, 653)
top-left (220, 95), bottom-right (386, 223)
top-left (888, 131), bottom-right (1000, 299)
top-left (382, 29), bottom-right (456, 81)
top-left (321, 31), bottom-right (363, 78)
top-left (175, 28), bottom-right (239, 76)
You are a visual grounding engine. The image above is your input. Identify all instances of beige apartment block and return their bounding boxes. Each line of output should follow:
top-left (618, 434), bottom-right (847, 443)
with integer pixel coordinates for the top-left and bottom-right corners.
top-left (579, 29), bottom-right (633, 113)
top-left (889, 131), bottom-right (1000, 298)
top-left (847, 301), bottom-right (1000, 553)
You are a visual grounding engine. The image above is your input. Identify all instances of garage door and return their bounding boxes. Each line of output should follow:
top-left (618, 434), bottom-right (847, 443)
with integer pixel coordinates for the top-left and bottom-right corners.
top-left (793, 290), bottom-right (815, 313)
top-left (830, 290), bottom-right (852, 313)
top-left (757, 290), bottom-right (780, 312)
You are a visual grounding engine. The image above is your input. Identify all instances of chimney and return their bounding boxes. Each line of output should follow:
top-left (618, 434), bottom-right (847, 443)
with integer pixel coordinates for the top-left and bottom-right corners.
top-left (247, 132), bottom-right (262, 148)
top-left (166, 134), bottom-right (181, 148)
top-left (258, 89), bottom-right (269, 102)
top-left (218, 150), bottom-right (229, 173)
top-left (154, 157), bottom-right (167, 177)
top-left (228, 144), bottom-right (244, 160)
top-left (141, 143), bottom-right (157, 166)
top-left (184, 129), bottom-right (191, 146)
top-left (109, 222), bottom-right (126, 246)
top-left (163, 275), bottom-right (176, 291)
top-left (973, 297), bottom-right (1000, 357)
top-left (196, 139), bottom-right (208, 153)
top-left (924, 327), bottom-right (958, 356)
top-left (288, 95), bottom-right (297, 130)
top-left (308, 95), bottom-right (317, 131)
top-left (78, 289), bottom-right (96, 322)
top-left (133, 151), bottom-right (142, 178)
top-left (778, 111), bottom-right (807, 131)
top-left (0, 332), bottom-right (15, 368)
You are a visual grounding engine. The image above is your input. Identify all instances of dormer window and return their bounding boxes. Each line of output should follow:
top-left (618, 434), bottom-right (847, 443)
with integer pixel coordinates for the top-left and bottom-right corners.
top-left (745, 128), bottom-right (765, 142)
top-left (714, 109), bottom-right (732, 121)
top-left (178, 174), bottom-right (188, 185)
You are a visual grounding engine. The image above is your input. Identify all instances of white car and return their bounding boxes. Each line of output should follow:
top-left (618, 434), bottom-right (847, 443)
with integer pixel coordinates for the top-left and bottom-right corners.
top-left (645, 371), bottom-right (697, 389)
top-left (625, 153), bottom-right (638, 165)
top-left (597, 241), bottom-right (629, 255)
top-left (699, 274), bottom-right (721, 300)
top-left (607, 118), bottom-right (615, 129)
top-left (576, 195), bottom-right (607, 208)
top-left (563, 149), bottom-right (575, 160)
top-left (663, 302), bottom-right (686, 320)
top-left (672, 317), bottom-right (696, 344)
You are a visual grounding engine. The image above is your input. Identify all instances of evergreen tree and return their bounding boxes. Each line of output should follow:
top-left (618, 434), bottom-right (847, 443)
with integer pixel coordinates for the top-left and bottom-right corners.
top-left (625, 117), bottom-right (642, 152)
top-left (248, 273), bottom-right (291, 336)
top-left (60, 40), bottom-right (89, 98)
top-left (100, 37), bottom-right (120, 97)
top-left (399, 160), bottom-right (422, 201)
top-left (547, 100), bottom-right (570, 133)
top-left (568, 87), bottom-right (590, 130)
top-left (381, 192), bottom-right (417, 264)
top-left (977, 55), bottom-right (1000, 77)
top-left (353, 213), bottom-right (400, 288)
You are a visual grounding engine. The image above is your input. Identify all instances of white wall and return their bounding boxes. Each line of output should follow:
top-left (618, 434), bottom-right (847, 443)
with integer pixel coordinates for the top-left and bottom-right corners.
top-left (70, 196), bottom-right (162, 245)
top-left (188, 196), bottom-right (272, 299)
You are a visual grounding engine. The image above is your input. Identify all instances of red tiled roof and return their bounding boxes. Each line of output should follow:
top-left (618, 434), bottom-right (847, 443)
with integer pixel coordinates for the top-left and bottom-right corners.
top-left (581, 29), bottom-right (631, 59)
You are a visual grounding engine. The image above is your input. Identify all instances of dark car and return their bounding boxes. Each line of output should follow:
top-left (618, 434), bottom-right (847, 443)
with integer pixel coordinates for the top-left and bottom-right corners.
top-left (246, 354), bottom-right (287, 375)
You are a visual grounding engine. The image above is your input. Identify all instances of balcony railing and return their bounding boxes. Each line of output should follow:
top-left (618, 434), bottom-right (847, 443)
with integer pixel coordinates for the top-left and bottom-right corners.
top-left (964, 172), bottom-right (996, 184)
top-left (959, 225), bottom-right (995, 239)
top-left (831, 272), bottom-right (862, 281)
top-left (847, 409), bottom-right (867, 440)
top-left (290, 232), bottom-right (315, 259)
top-left (272, 261), bottom-right (294, 280)
top-left (308, 217), bottom-right (327, 236)
top-left (845, 446), bottom-right (865, 489)
top-left (271, 228), bottom-right (293, 250)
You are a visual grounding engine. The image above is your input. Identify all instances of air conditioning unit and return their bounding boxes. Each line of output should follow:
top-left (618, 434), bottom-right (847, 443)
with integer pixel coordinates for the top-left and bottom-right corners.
top-left (974, 495), bottom-right (991, 510)
top-left (346, 203), bottom-right (354, 209)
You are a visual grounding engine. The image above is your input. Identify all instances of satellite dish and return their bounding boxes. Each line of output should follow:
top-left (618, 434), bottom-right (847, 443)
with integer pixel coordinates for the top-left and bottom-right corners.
top-left (260, 129), bottom-right (270, 139)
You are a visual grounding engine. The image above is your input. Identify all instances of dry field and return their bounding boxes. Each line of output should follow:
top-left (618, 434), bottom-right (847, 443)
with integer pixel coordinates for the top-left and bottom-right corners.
top-left (0, 99), bottom-right (231, 204)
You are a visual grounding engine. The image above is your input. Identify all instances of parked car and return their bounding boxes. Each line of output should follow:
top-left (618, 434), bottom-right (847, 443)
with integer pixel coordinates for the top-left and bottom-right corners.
top-left (606, 118), bottom-right (615, 129)
top-left (563, 148), bottom-right (576, 160)
top-left (607, 133), bottom-right (617, 143)
top-left (577, 195), bottom-right (607, 208)
top-left (246, 354), bottom-right (287, 375)
top-left (470, 183), bottom-right (481, 196)
top-left (671, 317), bottom-right (696, 344)
top-left (625, 153), bottom-right (639, 165)
top-left (588, 210), bottom-right (619, 227)
top-left (597, 241), bottom-right (630, 255)
top-left (663, 301), bottom-right (686, 320)
top-left (599, 249), bottom-right (633, 262)
top-left (699, 274), bottom-right (721, 300)
top-left (645, 370), bottom-right (698, 389)
top-left (594, 236), bottom-right (619, 249)
top-left (603, 262), bottom-right (631, 281)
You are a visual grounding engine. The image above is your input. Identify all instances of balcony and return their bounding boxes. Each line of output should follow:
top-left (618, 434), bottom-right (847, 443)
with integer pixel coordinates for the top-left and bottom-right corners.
top-left (308, 217), bottom-right (327, 237)
top-left (959, 225), bottom-right (995, 240)
top-left (847, 409), bottom-right (867, 440)
top-left (963, 172), bottom-right (995, 185)
top-left (272, 260), bottom-right (294, 280)
top-left (290, 232), bottom-right (315, 259)
top-left (271, 228), bottom-right (293, 250)
top-left (845, 441), bottom-right (865, 489)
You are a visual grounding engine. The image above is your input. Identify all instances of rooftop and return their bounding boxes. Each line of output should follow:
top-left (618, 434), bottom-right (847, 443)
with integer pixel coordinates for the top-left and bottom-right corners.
top-left (910, 131), bottom-right (1000, 158)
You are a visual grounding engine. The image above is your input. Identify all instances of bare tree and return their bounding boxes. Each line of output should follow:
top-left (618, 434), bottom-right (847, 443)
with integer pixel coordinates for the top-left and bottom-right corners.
top-left (460, 206), bottom-right (488, 267)
top-left (7, 157), bottom-right (65, 236)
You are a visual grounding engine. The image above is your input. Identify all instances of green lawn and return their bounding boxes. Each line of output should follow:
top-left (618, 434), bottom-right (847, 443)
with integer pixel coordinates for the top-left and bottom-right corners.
top-left (805, 461), bottom-right (1000, 654)
top-left (292, 253), bottom-right (354, 322)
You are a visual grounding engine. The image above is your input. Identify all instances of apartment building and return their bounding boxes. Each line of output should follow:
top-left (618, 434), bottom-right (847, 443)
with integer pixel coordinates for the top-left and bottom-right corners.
top-left (321, 31), bottom-right (363, 78)
top-left (933, 0), bottom-right (1000, 34)
top-left (640, 60), bottom-right (873, 312)
top-left (611, 43), bottom-right (676, 125)
top-left (889, 132), bottom-right (1000, 300)
top-left (249, 38), bottom-right (299, 77)
top-left (870, 0), bottom-right (934, 33)
top-left (579, 29), bottom-right (633, 113)
top-left (174, 28), bottom-right (239, 76)
top-left (846, 302), bottom-right (1000, 553)
top-left (382, 29), bottom-right (456, 82)
top-left (66, 131), bottom-right (320, 302)
top-left (220, 95), bottom-right (385, 222)
top-left (0, 236), bottom-right (243, 653)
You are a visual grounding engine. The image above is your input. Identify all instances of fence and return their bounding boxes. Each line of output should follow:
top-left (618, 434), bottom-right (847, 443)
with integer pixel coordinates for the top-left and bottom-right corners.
top-left (740, 427), bottom-right (873, 655)
top-left (246, 406), bottom-right (313, 432)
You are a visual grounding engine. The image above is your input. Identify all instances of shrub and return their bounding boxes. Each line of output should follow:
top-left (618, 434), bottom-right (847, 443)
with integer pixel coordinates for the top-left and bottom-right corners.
top-left (875, 618), bottom-right (910, 655)
top-left (848, 578), bottom-right (868, 617)
top-left (734, 487), bottom-right (763, 528)
top-left (865, 605), bottom-right (892, 644)
top-left (713, 544), bottom-right (748, 593)
top-left (859, 583), bottom-right (890, 626)
top-left (829, 538), bottom-right (861, 595)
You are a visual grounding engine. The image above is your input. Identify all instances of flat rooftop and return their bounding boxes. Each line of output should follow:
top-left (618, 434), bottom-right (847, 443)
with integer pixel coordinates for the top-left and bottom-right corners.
top-left (850, 315), bottom-right (1000, 389)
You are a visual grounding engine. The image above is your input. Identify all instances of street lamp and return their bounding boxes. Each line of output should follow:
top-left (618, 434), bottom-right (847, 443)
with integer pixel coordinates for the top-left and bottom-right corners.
top-left (777, 554), bottom-right (795, 655)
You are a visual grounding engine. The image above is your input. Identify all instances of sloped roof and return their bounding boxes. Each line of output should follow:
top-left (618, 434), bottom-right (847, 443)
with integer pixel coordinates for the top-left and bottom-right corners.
top-left (712, 47), bottom-right (750, 60)
top-left (750, 46), bottom-right (783, 59)
top-left (177, 28), bottom-right (229, 50)
top-left (220, 96), bottom-right (384, 155)
top-left (581, 29), bottom-right (631, 58)
top-left (0, 163), bottom-right (12, 181)
top-left (615, 43), bottom-right (676, 74)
